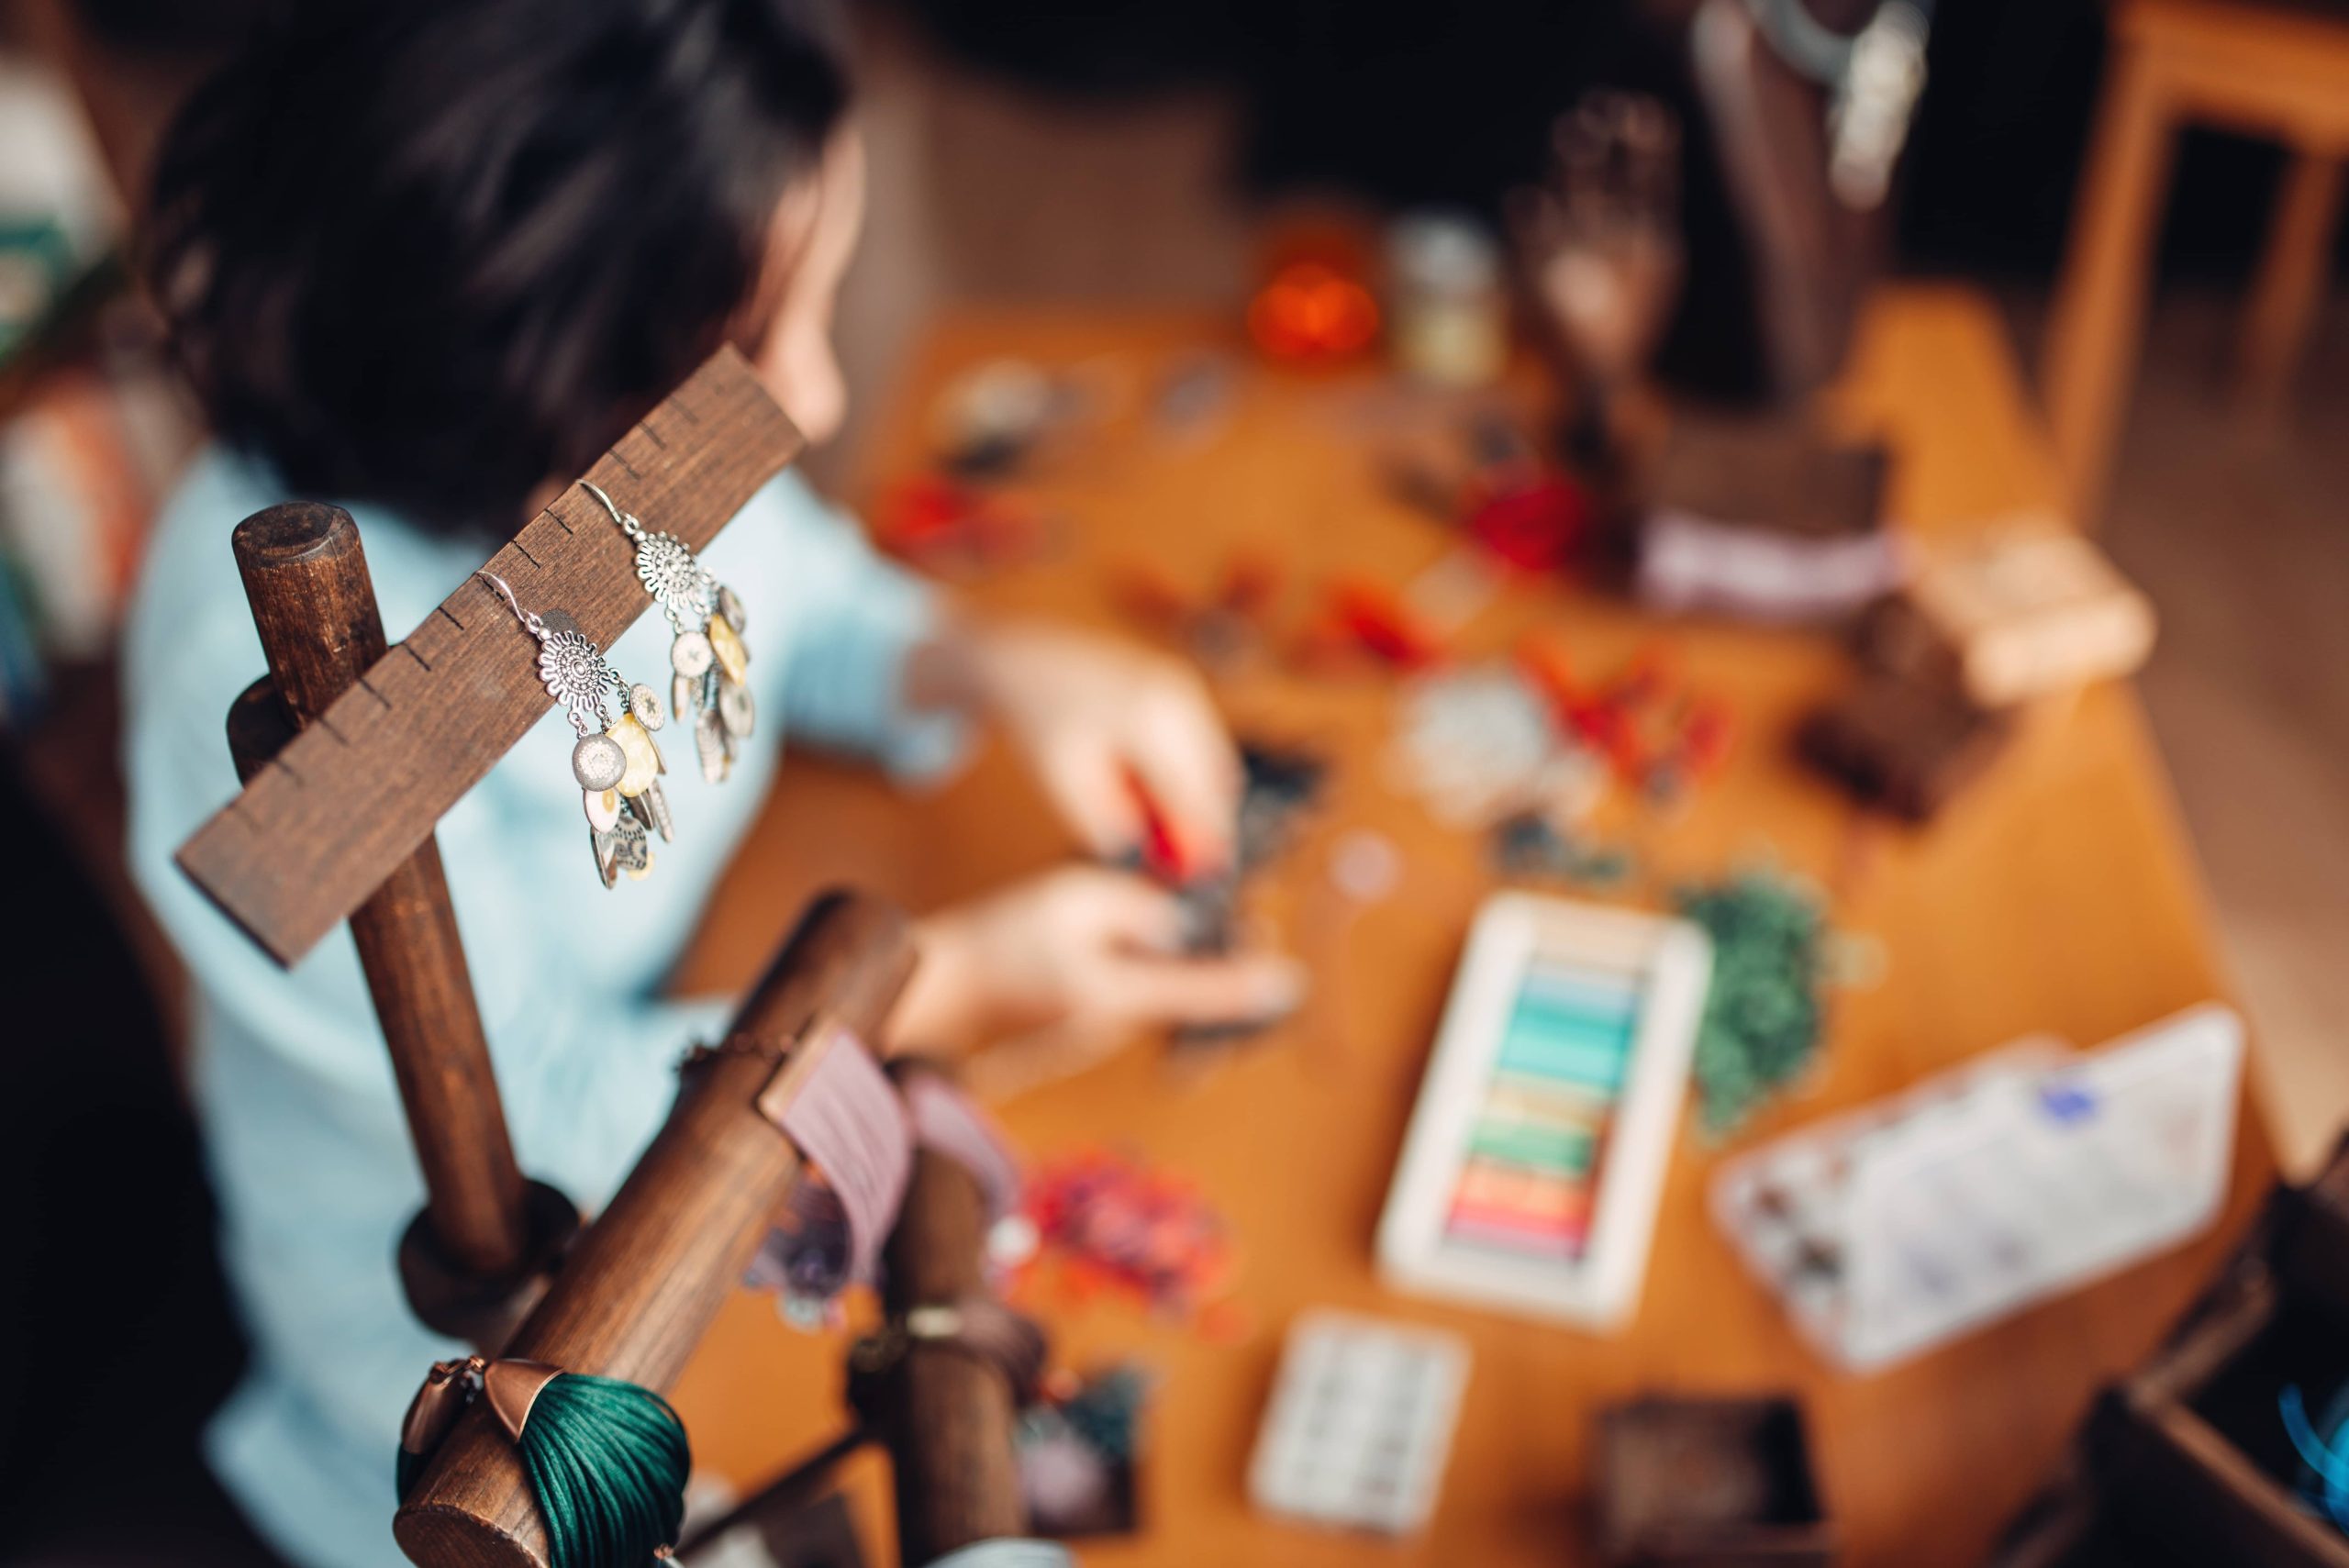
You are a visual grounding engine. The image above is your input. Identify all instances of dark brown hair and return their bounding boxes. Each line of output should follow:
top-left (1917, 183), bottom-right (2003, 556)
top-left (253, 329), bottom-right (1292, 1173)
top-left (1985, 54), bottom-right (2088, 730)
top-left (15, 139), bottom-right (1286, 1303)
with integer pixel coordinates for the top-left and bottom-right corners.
top-left (148, 0), bottom-right (851, 532)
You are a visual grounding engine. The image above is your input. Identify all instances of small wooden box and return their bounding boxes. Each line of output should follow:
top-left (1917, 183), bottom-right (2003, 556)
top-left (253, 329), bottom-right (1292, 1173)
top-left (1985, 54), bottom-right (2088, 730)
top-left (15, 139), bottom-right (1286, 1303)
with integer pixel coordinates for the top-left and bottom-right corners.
top-left (2089, 1184), bottom-right (2349, 1568)
top-left (1865, 518), bottom-right (2155, 707)
top-left (1797, 675), bottom-right (2013, 822)
top-left (1592, 1396), bottom-right (1838, 1568)
top-left (1986, 1475), bottom-right (2189, 1567)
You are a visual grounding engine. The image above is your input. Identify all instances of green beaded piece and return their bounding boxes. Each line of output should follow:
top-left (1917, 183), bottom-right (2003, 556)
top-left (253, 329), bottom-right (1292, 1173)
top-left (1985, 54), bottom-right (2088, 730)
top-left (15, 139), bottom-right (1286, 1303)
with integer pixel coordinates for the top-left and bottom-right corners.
top-left (1675, 870), bottom-right (1832, 1138)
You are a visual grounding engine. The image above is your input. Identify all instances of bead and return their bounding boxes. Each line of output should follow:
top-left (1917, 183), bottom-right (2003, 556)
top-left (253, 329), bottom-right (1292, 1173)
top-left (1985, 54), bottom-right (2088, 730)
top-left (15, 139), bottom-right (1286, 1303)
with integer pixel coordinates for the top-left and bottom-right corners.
top-left (671, 629), bottom-right (715, 678)
top-left (572, 732), bottom-right (626, 792)
top-left (609, 714), bottom-right (661, 797)
top-left (707, 613), bottom-right (749, 684)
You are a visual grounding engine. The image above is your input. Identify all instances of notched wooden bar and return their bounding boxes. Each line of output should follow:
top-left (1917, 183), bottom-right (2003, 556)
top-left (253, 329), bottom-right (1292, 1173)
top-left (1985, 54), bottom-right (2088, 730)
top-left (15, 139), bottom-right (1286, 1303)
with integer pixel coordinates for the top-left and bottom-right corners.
top-left (174, 347), bottom-right (804, 966)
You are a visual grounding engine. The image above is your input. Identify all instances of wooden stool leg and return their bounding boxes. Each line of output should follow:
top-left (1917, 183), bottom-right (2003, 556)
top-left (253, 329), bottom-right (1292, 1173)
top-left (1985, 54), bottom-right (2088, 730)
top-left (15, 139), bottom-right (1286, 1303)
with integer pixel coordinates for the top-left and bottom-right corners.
top-left (2236, 149), bottom-right (2344, 430)
top-left (2042, 30), bottom-right (2178, 528)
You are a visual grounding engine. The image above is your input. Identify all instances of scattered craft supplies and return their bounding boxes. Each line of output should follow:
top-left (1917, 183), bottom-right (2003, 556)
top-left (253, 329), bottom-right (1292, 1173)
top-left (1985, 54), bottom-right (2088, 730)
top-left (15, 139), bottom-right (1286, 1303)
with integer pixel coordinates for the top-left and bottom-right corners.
top-left (1673, 870), bottom-right (1836, 1139)
top-left (1019, 1364), bottom-right (1152, 1538)
top-left (1591, 1396), bottom-right (1836, 1568)
top-left (1489, 811), bottom-right (1635, 891)
top-left (1248, 1310), bottom-right (1470, 1537)
top-left (872, 472), bottom-right (1052, 574)
top-left (1389, 658), bottom-right (1598, 830)
top-left (1297, 576), bottom-right (1448, 672)
top-left (1635, 414), bottom-right (1897, 626)
top-left (929, 356), bottom-right (1102, 476)
top-left (1711, 1005), bottom-right (2243, 1371)
top-left (1387, 642), bottom-right (1731, 830)
top-left (1109, 552), bottom-right (1284, 673)
top-left (1009, 1149), bottom-right (1237, 1327)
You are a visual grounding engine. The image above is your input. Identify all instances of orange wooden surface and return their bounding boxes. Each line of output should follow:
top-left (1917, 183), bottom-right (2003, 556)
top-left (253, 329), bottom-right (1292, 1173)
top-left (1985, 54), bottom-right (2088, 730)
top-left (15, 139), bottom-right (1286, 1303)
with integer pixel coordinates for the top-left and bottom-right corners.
top-left (670, 285), bottom-right (2275, 1567)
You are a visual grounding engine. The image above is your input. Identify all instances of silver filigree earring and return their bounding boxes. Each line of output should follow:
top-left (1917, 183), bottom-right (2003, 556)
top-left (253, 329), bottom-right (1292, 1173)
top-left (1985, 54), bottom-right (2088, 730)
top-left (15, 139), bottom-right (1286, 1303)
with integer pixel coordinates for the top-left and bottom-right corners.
top-left (474, 569), bottom-right (673, 888)
top-left (580, 481), bottom-right (753, 785)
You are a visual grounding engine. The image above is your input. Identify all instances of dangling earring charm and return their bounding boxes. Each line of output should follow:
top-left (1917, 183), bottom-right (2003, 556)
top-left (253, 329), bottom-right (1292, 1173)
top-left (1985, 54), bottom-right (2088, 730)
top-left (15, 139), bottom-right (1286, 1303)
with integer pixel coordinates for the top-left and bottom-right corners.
top-left (475, 570), bottom-right (674, 888)
top-left (581, 481), bottom-right (753, 786)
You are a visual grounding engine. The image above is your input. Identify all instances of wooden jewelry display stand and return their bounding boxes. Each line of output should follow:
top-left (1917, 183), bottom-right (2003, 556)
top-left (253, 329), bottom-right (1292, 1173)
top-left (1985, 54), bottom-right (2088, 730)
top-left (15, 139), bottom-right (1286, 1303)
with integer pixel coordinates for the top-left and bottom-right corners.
top-left (174, 349), bottom-right (1030, 1567)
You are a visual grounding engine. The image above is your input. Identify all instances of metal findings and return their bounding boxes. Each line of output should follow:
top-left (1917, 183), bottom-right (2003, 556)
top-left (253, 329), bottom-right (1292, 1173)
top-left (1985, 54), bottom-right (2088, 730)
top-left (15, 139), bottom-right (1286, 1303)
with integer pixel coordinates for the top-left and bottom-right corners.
top-left (582, 480), bottom-right (755, 785)
top-left (474, 569), bottom-right (675, 888)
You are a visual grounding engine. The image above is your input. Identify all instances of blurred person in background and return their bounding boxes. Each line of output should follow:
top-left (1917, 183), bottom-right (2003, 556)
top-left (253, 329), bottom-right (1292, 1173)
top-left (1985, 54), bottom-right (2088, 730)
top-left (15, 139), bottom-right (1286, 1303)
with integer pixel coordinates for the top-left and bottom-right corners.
top-left (122, 2), bottom-right (1303, 1562)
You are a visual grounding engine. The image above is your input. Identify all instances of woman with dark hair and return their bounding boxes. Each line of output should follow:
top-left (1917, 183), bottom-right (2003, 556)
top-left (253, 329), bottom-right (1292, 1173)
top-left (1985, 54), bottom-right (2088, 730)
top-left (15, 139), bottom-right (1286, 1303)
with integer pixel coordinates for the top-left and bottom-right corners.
top-left (121, 4), bottom-right (1300, 1562)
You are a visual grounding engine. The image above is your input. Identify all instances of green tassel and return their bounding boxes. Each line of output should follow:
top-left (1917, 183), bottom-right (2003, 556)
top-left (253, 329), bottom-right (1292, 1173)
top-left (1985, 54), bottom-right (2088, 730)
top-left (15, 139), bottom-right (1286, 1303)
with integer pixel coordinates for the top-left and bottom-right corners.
top-left (516, 1373), bottom-right (692, 1568)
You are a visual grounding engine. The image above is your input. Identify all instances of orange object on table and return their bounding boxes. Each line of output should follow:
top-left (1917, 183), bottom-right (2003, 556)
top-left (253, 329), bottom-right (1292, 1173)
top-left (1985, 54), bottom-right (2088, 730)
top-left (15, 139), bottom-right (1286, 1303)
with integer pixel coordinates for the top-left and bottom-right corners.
top-left (671, 294), bottom-right (2274, 1568)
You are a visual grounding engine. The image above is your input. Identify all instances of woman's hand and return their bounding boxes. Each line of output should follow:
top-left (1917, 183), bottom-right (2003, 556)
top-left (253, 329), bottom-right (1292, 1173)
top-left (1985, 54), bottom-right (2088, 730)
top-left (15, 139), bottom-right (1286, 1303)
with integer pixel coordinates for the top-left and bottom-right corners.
top-left (890, 866), bottom-right (1307, 1093)
top-left (913, 618), bottom-right (1242, 872)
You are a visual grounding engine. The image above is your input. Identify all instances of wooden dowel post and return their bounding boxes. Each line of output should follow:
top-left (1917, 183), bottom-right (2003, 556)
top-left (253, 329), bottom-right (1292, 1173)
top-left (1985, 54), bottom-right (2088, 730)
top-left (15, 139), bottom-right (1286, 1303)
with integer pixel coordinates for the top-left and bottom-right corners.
top-left (228, 503), bottom-right (563, 1340)
top-left (879, 1150), bottom-right (1030, 1563)
top-left (395, 891), bottom-right (916, 1568)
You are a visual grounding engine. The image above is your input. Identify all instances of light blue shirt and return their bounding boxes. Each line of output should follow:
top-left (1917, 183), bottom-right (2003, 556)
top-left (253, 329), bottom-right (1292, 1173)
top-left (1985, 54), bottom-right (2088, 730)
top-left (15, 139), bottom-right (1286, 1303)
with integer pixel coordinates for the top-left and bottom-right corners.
top-left (123, 447), bottom-right (963, 1568)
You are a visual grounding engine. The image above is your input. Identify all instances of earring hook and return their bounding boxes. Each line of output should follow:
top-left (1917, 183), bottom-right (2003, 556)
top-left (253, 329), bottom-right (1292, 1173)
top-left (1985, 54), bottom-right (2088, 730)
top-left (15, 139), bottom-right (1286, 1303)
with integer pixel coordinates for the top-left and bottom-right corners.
top-left (578, 480), bottom-right (643, 539)
top-left (473, 569), bottom-right (546, 639)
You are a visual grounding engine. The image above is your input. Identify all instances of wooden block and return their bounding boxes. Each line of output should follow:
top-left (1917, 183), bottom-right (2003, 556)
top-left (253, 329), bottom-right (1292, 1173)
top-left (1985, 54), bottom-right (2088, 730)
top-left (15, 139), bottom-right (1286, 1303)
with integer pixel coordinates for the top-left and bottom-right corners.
top-left (1592, 1395), bottom-right (1838, 1568)
top-left (1870, 517), bottom-right (2156, 707)
top-left (173, 348), bottom-right (804, 966)
top-left (1798, 676), bottom-right (2013, 822)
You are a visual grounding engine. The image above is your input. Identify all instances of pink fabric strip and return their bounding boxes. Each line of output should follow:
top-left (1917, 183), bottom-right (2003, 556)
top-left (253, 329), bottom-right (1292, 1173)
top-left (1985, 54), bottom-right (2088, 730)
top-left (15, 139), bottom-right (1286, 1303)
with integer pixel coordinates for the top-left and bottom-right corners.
top-left (903, 1071), bottom-right (1022, 1222)
top-left (772, 1023), bottom-right (914, 1292)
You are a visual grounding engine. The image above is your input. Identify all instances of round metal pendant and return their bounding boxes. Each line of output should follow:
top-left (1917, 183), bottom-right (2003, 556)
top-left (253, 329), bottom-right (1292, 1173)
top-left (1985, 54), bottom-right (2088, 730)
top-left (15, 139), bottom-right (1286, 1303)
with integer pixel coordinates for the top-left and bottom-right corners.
top-left (707, 613), bottom-right (750, 684)
top-left (608, 714), bottom-right (662, 797)
top-left (696, 708), bottom-right (729, 784)
top-left (572, 732), bottom-right (627, 791)
top-left (718, 675), bottom-right (755, 740)
top-left (582, 786), bottom-right (621, 831)
top-left (629, 682), bottom-right (665, 730)
top-left (640, 778), bottom-right (674, 842)
top-left (718, 584), bottom-right (747, 633)
top-left (540, 628), bottom-right (615, 726)
top-left (635, 531), bottom-right (712, 621)
top-left (671, 629), bottom-right (715, 678)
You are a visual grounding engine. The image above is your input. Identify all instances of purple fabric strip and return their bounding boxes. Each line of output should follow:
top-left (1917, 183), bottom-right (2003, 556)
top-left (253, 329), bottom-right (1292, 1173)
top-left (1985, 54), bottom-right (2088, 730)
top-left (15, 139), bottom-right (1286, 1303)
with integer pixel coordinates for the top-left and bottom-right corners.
top-left (903, 1072), bottom-right (1022, 1223)
top-left (770, 1023), bottom-right (914, 1293)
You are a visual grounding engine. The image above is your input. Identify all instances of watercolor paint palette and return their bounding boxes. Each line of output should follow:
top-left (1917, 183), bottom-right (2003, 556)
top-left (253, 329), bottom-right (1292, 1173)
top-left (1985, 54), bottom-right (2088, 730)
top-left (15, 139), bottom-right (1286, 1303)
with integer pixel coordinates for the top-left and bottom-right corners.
top-left (1378, 893), bottom-right (1712, 1329)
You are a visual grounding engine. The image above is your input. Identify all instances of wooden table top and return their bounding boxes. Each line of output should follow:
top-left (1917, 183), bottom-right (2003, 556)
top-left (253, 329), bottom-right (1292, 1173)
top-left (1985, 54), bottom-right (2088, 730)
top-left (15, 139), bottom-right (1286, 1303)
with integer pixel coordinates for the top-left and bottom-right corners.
top-left (669, 284), bottom-right (2274, 1568)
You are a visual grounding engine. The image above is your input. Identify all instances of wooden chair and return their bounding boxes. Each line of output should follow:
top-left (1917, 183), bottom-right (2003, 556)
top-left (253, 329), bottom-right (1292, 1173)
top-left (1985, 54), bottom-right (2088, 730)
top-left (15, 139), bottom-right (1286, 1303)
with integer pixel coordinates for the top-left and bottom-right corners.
top-left (2043, 0), bottom-right (2349, 525)
top-left (175, 350), bottom-right (1030, 1566)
